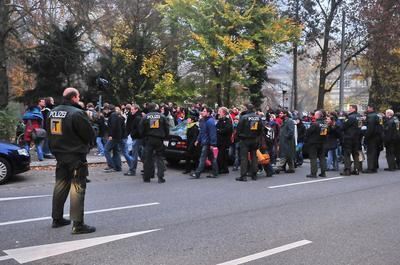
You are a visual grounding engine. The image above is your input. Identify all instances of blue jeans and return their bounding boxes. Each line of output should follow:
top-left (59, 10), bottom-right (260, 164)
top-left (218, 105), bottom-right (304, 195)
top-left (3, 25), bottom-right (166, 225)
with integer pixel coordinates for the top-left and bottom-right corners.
top-left (42, 137), bottom-right (52, 156)
top-left (104, 139), bottom-right (122, 171)
top-left (195, 145), bottom-right (218, 177)
top-left (327, 148), bottom-right (339, 170)
top-left (296, 142), bottom-right (304, 165)
top-left (96, 137), bottom-right (105, 155)
top-left (229, 142), bottom-right (240, 169)
top-left (25, 139), bottom-right (44, 161)
top-left (130, 139), bottom-right (142, 172)
top-left (120, 138), bottom-right (133, 171)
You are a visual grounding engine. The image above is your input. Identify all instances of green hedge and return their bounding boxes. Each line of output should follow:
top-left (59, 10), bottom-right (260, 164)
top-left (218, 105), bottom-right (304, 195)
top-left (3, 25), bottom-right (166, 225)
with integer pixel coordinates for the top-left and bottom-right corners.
top-left (0, 103), bottom-right (22, 141)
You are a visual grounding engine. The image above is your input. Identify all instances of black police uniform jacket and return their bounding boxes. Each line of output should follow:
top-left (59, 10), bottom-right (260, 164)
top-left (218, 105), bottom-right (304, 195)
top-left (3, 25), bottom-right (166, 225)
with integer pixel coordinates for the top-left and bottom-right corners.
top-left (365, 112), bottom-right (383, 140)
top-left (139, 111), bottom-right (169, 139)
top-left (383, 116), bottom-right (400, 145)
top-left (306, 118), bottom-right (328, 145)
top-left (342, 112), bottom-right (362, 145)
top-left (47, 102), bottom-right (94, 155)
top-left (237, 112), bottom-right (262, 139)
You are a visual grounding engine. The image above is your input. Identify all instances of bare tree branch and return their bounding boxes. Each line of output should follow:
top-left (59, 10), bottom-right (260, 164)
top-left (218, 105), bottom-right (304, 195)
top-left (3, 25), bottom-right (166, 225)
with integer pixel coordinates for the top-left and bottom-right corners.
top-left (315, 39), bottom-right (323, 52)
top-left (325, 43), bottom-right (368, 78)
top-left (315, 0), bottom-right (328, 19)
top-left (324, 60), bottom-right (350, 92)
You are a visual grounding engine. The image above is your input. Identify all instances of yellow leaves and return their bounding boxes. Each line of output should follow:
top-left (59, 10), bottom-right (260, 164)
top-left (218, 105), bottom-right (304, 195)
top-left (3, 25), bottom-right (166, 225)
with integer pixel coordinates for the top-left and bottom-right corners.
top-left (218, 35), bottom-right (254, 54)
top-left (111, 22), bottom-right (136, 64)
top-left (152, 72), bottom-right (177, 100)
top-left (391, 47), bottom-right (400, 57)
top-left (140, 50), bottom-right (166, 81)
top-left (8, 63), bottom-right (35, 98)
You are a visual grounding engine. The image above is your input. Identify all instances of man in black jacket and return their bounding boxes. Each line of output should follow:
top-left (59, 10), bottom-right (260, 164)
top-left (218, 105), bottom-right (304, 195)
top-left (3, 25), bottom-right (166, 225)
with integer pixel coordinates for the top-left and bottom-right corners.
top-left (216, 107), bottom-right (233, 174)
top-left (362, 105), bottom-right (382, 173)
top-left (139, 103), bottom-right (169, 183)
top-left (383, 109), bottom-right (399, 171)
top-left (104, 105), bottom-right (125, 172)
top-left (341, 105), bottom-right (362, 176)
top-left (236, 104), bottom-right (262, 181)
top-left (306, 111), bottom-right (328, 178)
top-left (48, 87), bottom-right (95, 234)
top-left (183, 116), bottom-right (200, 174)
top-left (125, 104), bottom-right (143, 176)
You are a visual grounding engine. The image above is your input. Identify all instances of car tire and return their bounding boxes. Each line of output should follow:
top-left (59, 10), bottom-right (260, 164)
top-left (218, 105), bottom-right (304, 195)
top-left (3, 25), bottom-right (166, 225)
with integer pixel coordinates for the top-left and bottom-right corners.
top-left (166, 158), bottom-right (180, 166)
top-left (0, 157), bottom-right (11, 185)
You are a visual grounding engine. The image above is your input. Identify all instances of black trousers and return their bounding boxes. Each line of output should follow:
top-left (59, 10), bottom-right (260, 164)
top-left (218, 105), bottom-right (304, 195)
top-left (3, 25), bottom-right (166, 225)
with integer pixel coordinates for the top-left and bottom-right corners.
top-left (308, 144), bottom-right (326, 176)
top-left (240, 138), bottom-right (258, 178)
top-left (366, 137), bottom-right (380, 171)
top-left (217, 144), bottom-right (230, 172)
top-left (143, 137), bottom-right (166, 181)
top-left (386, 144), bottom-right (397, 170)
top-left (343, 141), bottom-right (361, 172)
top-left (395, 141), bottom-right (400, 169)
top-left (52, 154), bottom-right (88, 223)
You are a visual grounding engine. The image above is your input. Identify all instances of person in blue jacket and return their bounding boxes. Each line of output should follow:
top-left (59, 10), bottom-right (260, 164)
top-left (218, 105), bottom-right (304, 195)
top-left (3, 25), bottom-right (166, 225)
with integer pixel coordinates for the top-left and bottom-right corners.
top-left (190, 107), bottom-right (219, 179)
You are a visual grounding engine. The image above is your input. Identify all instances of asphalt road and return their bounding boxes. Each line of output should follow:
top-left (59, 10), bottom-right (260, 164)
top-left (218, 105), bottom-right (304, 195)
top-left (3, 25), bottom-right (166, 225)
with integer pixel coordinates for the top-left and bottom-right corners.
top-left (1, 159), bottom-right (400, 265)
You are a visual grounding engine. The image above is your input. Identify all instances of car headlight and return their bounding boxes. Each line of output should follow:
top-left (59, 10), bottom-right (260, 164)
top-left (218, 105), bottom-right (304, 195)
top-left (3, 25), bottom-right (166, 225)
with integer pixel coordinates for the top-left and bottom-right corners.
top-left (17, 149), bottom-right (29, 156)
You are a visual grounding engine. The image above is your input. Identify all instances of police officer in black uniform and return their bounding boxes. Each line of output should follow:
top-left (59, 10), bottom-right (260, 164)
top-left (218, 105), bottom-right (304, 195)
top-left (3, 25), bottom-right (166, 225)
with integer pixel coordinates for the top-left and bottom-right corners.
top-left (362, 105), bottom-right (382, 173)
top-left (383, 109), bottom-right (399, 171)
top-left (306, 110), bottom-right (328, 178)
top-left (236, 103), bottom-right (262, 181)
top-left (48, 87), bottom-right (96, 234)
top-left (341, 105), bottom-right (362, 176)
top-left (139, 103), bottom-right (169, 183)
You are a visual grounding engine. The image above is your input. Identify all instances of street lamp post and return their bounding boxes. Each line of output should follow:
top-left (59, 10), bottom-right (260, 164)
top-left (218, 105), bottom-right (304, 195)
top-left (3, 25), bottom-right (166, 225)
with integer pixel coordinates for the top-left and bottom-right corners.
top-left (282, 89), bottom-right (287, 109)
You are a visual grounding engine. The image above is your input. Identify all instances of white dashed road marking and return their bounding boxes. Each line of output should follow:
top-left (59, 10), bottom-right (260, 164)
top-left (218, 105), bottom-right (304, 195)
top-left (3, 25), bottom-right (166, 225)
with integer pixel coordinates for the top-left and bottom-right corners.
top-left (216, 240), bottom-right (312, 265)
top-left (268, 177), bottom-right (344, 189)
top-left (0, 202), bottom-right (160, 226)
top-left (0, 195), bottom-right (51, 202)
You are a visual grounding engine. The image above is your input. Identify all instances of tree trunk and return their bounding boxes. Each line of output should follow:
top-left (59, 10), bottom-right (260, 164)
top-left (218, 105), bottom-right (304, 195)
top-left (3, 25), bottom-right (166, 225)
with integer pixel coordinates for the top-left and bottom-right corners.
top-left (212, 66), bottom-right (223, 107)
top-left (216, 83), bottom-right (222, 107)
top-left (0, 1), bottom-right (9, 108)
top-left (317, 13), bottom-right (334, 110)
top-left (223, 62), bottom-right (231, 107)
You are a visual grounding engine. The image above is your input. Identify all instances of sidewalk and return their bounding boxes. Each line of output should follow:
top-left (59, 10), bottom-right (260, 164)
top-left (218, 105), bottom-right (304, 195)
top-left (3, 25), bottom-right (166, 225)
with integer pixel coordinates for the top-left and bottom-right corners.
top-left (30, 151), bottom-right (126, 168)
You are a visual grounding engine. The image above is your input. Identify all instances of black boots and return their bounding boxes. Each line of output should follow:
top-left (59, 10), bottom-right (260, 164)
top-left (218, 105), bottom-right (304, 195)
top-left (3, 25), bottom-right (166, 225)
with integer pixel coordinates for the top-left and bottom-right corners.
top-left (71, 222), bottom-right (96, 234)
top-left (52, 218), bottom-right (71, 228)
top-left (306, 174), bottom-right (317, 178)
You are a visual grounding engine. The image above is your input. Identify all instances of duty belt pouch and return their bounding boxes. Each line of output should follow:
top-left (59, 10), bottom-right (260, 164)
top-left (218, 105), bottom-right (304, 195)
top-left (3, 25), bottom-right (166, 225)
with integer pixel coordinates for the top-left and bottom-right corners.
top-left (71, 160), bottom-right (89, 178)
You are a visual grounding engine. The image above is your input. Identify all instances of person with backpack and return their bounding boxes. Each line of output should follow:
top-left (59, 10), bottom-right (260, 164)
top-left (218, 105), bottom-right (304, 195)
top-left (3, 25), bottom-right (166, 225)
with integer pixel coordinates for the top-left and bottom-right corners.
top-left (22, 99), bottom-right (46, 161)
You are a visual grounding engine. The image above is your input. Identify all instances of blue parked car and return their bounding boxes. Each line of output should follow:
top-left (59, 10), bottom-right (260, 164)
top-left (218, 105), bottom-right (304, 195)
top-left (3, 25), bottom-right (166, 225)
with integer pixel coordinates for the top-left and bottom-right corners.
top-left (0, 141), bottom-right (30, 184)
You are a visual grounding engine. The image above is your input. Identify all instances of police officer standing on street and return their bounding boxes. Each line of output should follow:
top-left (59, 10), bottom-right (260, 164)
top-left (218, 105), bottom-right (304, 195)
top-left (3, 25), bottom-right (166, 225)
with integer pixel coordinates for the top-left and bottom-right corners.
top-left (383, 109), bottom-right (399, 171)
top-left (236, 103), bottom-right (262, 181)
top-left (139, 103), bottom-right (169, 183)
top-left (362, 105), bottom-right (382, 173)
top-left (341, 105), bottom-right (362, 176)
top-left (48, 87), bottom-right (96, 234)
top-left (306, 110), bottom-right (328, 178)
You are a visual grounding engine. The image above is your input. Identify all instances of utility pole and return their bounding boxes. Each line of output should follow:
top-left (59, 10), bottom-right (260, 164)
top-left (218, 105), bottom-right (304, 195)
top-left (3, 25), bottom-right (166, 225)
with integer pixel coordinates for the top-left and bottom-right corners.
top-left (339, 10), bottom-right (346, 111)
top-left (291, 0), bottom-right (300, 111)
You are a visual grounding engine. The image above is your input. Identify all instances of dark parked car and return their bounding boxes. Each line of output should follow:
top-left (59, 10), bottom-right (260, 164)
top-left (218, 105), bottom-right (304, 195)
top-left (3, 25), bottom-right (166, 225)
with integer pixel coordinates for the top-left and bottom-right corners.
top-left (0, 141), bottom-right (30, 184)
top-left (164, 120), bottom-right (190, 165)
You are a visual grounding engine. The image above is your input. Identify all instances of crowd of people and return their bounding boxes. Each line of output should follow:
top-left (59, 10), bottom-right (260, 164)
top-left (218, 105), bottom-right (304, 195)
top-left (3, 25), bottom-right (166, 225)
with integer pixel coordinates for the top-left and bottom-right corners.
top-left (20, 97), bottom-right (400, 182)
top-left (20, 88), bottom-right (400, 235)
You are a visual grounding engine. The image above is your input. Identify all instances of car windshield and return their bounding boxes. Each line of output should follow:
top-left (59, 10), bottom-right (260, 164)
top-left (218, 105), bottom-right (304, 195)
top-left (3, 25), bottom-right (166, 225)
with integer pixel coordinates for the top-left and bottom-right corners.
top-left (170, 120), bottom-right (188, 139)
